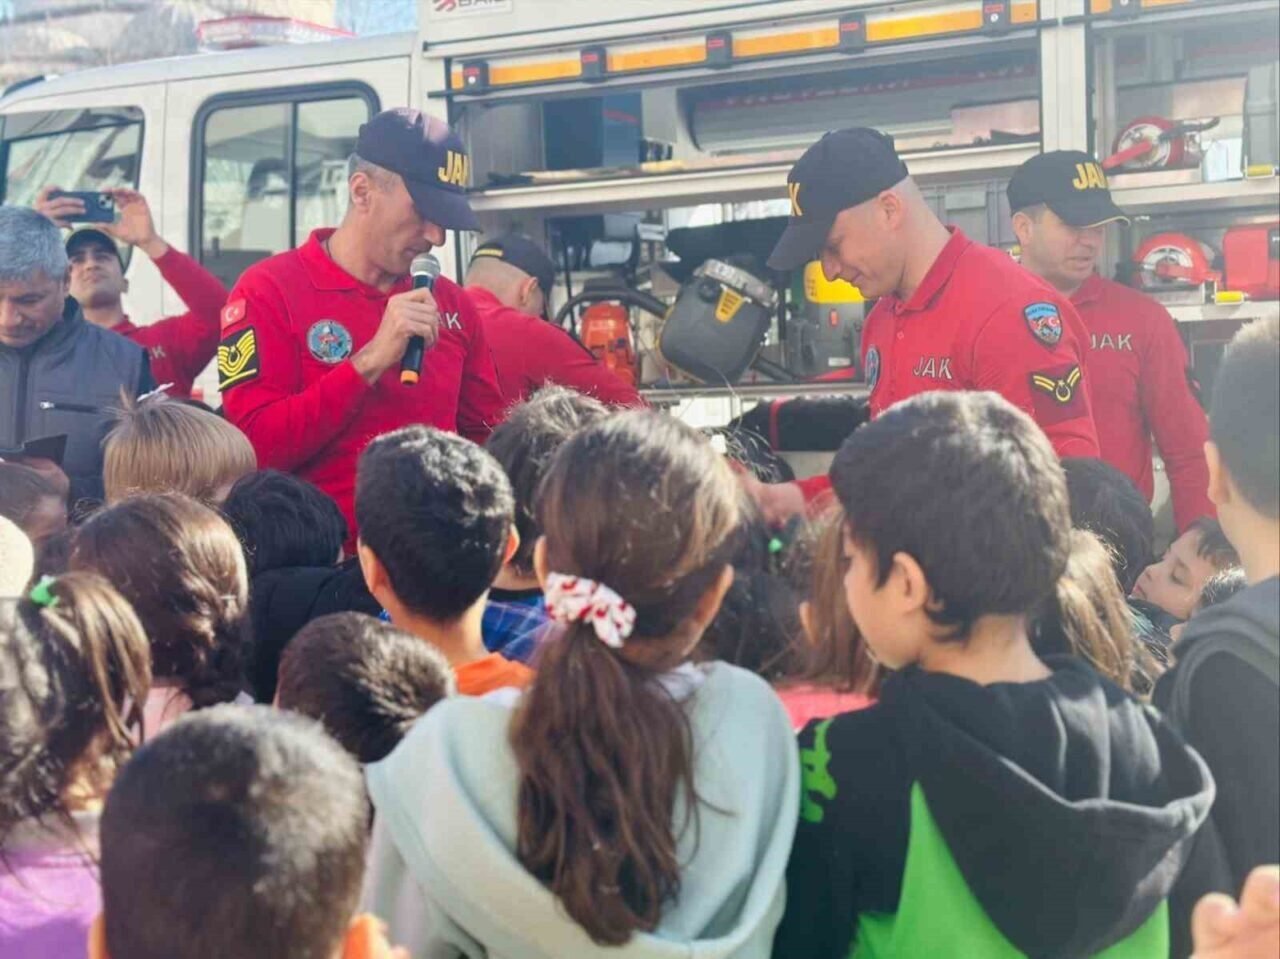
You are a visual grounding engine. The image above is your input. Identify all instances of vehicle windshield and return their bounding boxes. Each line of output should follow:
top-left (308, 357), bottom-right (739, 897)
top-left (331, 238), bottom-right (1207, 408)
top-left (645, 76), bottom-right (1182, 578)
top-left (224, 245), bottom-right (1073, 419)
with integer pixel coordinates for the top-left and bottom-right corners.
top-left (1, 106), bottom-right (142, 207)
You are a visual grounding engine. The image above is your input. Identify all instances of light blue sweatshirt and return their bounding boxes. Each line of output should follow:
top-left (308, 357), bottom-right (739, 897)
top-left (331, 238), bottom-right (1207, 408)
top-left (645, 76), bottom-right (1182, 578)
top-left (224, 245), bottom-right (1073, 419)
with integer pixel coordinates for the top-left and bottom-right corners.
top-left (362, 662), bottom-right (800, 959)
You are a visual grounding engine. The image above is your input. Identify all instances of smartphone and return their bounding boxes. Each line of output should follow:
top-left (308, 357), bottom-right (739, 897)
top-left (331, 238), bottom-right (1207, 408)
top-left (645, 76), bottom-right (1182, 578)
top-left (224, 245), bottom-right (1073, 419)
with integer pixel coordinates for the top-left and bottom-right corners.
top-left (48, 190), bottom-right (116, 224)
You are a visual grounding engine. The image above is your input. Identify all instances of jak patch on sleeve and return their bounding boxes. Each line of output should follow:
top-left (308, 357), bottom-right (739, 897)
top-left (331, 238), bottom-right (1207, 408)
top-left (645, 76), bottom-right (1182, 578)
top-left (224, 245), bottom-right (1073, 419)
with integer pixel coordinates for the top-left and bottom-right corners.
top-left (1029, 363), bottom-right (1084, 425)
top-left (218, 326), bottom-right (260, 392)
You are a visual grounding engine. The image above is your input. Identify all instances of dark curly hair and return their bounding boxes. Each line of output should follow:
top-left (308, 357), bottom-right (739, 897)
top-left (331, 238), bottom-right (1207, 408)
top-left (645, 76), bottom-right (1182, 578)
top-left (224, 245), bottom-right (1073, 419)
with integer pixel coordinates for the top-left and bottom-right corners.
top-left (0, 573), bottom-right (150, 855)
top-left (220, 469), bottom-right (348, 575)
top-left (485, 386), bottom-right (610, 577)
top-left (277, 612), bottom-right (454, 763)
top-left (1061, 457), bottom-right (1154, 595)
top-left (71, 493), bottom-right (249, 709)
top-left (355, 426), bottom-right (514, 622)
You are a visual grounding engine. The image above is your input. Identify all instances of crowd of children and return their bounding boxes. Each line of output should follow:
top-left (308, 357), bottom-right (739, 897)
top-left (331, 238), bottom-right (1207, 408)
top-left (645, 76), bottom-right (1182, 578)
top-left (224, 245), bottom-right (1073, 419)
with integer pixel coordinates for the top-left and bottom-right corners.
top-left (0, 317), bottom-right (1277, 959)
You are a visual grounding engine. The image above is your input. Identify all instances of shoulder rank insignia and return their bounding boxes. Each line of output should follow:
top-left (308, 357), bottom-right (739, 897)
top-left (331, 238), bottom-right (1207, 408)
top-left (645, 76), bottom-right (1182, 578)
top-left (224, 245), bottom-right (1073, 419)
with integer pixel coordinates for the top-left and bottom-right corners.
top-left (1029, 363), bottom-right (1085, 425)
top-left (218, 327), bottom-right (260, 391)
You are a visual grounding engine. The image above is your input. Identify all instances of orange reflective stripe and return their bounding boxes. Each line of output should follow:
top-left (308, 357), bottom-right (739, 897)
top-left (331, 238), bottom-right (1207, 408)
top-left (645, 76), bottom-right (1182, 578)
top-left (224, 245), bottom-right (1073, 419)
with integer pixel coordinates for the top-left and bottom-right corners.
top-left (608, 43), bottom-right (706, 71)
top-left (733, 27), bottom-right (840, 57)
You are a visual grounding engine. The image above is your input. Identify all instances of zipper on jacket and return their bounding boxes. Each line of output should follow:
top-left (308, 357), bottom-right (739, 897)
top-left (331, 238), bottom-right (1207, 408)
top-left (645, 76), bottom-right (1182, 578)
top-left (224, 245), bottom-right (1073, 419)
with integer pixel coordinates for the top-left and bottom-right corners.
top-left (37, 399), bottom-right (104, 414)
top-left (14, 352), bottom-right (30, 443)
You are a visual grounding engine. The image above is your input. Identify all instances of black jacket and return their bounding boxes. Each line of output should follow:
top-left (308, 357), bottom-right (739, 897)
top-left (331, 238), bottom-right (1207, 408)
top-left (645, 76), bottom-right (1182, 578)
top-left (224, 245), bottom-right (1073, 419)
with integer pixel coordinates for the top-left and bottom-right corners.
top-left (247, 558), bottom-right (381, 702)
top-left (775, 657), bottom-right (1216, 959)
top-left (1155, 576), bottom-right (1280, 955)
top-left (0, 299), bottom-right (152, 503)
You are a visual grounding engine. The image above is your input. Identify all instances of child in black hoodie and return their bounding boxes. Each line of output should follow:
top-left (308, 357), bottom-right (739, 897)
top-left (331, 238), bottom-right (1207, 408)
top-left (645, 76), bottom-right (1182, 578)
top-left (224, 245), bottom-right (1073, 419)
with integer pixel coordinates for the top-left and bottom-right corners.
top-left (773, 391), bottom-right (1216, 959)
top-left (1155, 316), bottom-right (1280, 953)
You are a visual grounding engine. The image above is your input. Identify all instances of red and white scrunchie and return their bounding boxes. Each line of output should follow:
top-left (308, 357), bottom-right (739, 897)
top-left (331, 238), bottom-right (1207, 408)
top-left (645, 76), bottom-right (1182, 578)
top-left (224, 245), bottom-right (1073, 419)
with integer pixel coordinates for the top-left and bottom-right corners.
top-left (544, 573), bottom-right (637, 649)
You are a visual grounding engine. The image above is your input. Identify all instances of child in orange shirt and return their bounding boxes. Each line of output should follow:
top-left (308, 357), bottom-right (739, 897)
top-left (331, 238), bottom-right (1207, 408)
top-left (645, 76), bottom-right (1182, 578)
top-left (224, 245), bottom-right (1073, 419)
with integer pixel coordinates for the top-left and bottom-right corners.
top-left (354, 425), bottom-right (532, 696)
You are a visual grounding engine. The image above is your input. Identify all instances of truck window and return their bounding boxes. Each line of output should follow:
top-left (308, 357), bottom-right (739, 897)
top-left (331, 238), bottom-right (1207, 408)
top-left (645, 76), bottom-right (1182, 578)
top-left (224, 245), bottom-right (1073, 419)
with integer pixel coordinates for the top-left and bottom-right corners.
top-left (195, 89), bottom-right (376, 290)
top-left (1, 105), bottom-right (143, 205)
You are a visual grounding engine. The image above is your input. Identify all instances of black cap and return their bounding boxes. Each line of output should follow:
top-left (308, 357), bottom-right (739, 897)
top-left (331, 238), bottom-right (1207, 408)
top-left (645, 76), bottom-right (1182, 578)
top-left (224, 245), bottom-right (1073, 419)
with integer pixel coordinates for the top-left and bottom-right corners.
top-left (65, 228), bottom-right (122, 266)
top-left (470, 234), bottom-right (555, 296)
top-left (768, 128), bottom-right (910, 271)
top-left (1007, 151), bottom-right (1130, 228)
top-left (355, 108), bottom-right (480, 232)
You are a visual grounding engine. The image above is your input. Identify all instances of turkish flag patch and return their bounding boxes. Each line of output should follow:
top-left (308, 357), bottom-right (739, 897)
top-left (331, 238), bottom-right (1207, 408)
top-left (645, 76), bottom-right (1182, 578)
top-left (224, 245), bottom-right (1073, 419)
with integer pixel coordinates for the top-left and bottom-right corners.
top-left (1028, 363), bottom-right (1084, 426)
top-left (221, 298), bottom-right (246, 331)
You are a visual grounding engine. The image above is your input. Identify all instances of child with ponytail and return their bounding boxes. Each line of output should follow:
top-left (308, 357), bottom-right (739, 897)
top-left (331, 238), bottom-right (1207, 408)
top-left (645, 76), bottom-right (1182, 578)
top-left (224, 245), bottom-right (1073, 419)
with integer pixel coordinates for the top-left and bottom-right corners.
top-left (775, 391), bottom-right (1217, 959)
top-left (362, 412), bottom-right (800, 959)
top-left (0, 573), bottom-right (150, 959)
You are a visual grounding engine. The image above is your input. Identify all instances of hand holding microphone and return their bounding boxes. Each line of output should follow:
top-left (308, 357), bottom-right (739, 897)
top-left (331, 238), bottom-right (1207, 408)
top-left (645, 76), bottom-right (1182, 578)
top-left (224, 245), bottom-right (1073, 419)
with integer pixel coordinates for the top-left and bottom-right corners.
top-left (401, 254), bottom-right (441, 386)
top-left (350, 254), bottom-right (442, 386)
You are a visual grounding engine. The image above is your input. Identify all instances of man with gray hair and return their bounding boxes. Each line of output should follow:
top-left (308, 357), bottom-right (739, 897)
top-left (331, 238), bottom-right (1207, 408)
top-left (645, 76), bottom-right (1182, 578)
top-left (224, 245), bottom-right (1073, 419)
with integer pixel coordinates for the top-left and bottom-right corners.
top-left (0, 205), bottom-right (153, 504)
top-left (217, 109), bottom-right (504, 546)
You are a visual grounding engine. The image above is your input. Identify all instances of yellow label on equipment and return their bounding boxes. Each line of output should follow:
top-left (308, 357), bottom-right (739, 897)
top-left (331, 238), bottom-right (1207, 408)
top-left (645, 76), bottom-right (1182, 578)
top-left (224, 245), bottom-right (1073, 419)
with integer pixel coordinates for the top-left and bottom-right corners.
top-left (716, 288), bottom-right (744, 322)
top-left (804, 262), bottom-right (864, 304)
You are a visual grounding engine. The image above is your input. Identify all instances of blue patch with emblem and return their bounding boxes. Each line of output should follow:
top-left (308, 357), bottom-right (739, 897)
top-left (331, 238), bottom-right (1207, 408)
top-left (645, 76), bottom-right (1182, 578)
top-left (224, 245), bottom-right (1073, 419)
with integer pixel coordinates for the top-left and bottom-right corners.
top-left (864, 346), bottom-right (881, 392)
top-left (1024, 302), bottom-right (1063, 348)
top-left (307, 320), bottom-right (353, 364)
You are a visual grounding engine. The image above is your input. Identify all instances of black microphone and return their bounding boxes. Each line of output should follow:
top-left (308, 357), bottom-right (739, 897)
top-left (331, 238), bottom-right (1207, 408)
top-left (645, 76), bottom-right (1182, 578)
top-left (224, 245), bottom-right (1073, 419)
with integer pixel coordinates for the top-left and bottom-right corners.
top-left (401, 253), bottom-right (442, 386)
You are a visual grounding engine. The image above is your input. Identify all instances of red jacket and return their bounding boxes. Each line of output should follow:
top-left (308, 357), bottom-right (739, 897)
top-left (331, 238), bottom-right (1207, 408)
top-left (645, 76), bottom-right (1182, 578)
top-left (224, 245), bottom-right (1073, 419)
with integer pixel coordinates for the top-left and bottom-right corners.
top-left (798, 229), bottom-right (1100, 501)
top-left (465, 286), bottom-right (644, 408)
top-left (1071, 274), bottom-right (1212, 531)
top-left (112, 247), bottom-right (226, 399)
top-left (219, 229), bottom-right (507, 541)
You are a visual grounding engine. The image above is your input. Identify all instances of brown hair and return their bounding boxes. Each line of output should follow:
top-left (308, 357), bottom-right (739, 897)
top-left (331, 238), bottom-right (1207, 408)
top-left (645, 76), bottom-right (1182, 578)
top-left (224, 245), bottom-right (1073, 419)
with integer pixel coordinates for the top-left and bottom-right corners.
top-left (791, 508), bottom-right (881, 696)
top-left (0, 462), bottom-right (62, 536)
top-left (0, 573), bottom-right (150, 852)
top-left (510, 412), bottom-right (741, 946)
top-left (277, 612), bottom-right (455, 764)
top-left (103, 392), bottom-right (256, 505)
top-left (1036, 529), bottom-right (1160, 693)
top-left (71, 493), bottom-right (249, 708)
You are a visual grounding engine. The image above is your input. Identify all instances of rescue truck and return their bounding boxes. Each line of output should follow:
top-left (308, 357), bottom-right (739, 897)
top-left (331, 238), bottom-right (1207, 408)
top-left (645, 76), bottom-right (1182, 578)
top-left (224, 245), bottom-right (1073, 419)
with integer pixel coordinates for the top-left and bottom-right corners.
top-left (2, 0), bottom-right (1277, 491)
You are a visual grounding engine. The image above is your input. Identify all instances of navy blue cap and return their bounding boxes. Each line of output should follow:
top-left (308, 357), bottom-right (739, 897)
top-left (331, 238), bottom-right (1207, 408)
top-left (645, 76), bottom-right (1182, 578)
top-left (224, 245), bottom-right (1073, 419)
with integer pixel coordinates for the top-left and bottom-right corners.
top-left (355, 109), bottom-right (480, 232)
top-left (65, 228), bottom-right (122, 266)
top-left (470, 233), bottom-right (555, 296)
top-left (768, 128), bottom-right (910, 271)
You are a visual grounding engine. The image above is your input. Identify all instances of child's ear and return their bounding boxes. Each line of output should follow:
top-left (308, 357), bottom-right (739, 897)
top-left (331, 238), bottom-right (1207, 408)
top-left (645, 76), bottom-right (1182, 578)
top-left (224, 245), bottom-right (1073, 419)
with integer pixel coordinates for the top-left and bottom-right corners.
top-left (532, 536), bottom-right (549, 587)
top-left (891, 551), bottom-right (930, 614)
top-left (356, 540), bottom-right (389, 600)
top-left (503, 527), bottom-right (521, 566)
top-left (1205, 441), bottom-right (1232, 508)
top-left (691, 564), bottom-right (736, 629)
top-left (87, 914), bottom-right (109, 959)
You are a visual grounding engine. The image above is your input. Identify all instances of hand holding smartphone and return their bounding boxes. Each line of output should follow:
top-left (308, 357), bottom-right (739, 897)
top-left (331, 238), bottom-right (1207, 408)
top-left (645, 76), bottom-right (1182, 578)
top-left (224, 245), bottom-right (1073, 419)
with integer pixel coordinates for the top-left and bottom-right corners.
top-left (42, 189), bottom-right (116, 224)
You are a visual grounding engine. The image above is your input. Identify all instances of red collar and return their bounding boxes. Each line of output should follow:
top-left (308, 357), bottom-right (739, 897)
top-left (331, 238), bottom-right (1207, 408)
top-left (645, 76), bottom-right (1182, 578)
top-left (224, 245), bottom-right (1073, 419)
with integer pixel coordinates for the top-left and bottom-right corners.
top-left (896, 227), bottom-right (971, 313)
top-left (1070, 273), bottom-right (1106, 307)
top-left (299, 228), bottom-right (409, 297)
top-left (111, 317), bottom-right (137, 335)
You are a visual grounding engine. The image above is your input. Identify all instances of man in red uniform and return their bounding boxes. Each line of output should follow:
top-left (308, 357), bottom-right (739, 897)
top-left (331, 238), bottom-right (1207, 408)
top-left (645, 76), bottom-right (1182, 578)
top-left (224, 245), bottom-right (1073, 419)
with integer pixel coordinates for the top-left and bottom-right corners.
top-left (36, 187), bottom-right (226, 399)
top-left (463, 233), bottom-right (643, 407)
top-left (1008, 150), bottom-right (1213, 531)
top-left (749, 128), bottom-right (1100, 520)
top-left (217, 109), bottom-right (506, 541)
